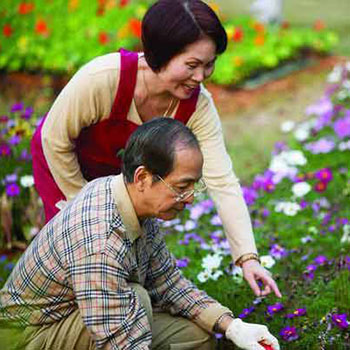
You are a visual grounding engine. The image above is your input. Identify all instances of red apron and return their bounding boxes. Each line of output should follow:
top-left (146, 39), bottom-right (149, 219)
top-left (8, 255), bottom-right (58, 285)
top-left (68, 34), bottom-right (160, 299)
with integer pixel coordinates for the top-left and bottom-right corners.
top-left (31, 49), bottom-right (200, 222)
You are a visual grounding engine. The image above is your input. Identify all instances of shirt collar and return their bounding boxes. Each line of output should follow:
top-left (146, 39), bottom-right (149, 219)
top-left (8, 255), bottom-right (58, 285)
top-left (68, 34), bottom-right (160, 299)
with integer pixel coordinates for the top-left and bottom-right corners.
top-left (111, 174), bottom-right (143, 242)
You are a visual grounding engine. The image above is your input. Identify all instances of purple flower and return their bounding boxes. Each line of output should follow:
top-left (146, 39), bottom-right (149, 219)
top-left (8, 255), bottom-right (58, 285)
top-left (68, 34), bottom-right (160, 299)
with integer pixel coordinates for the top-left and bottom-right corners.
top-left (269, 244), bottom-right (288, 259)
top-left (4, 262), bottom-right (15, 271)
top-left (0, 255), bottom-right (7, 263)
top-left (314, 168), bottom-right (333, 183)
top-left (334, 115), bottom-right (350, 139)
top-left (261, 208), bottom-right (270, 218)
top-left (272, 141), bottom-right (288, 155)
top-left (242, 186), bottom-right (259, 206)
top-left (285, 308), bottom-right (307, 318)
top-left (5, 183), bottom-right (20, 197)
top-left (314, 255), bottom-right (328, 265)
top-left (305, 97), bottom-right (333, 117)
top-left (5, 174), bottom-right (18, 183)
top-left (305, 138), bottom-right (335, 154)
top-left (21, 106), bottom-right (34, 120)
top-left (239, 307), bottom-right (255, 319)
top-left (176, 257), bottom-right (190, 269)
top-left (0, 142), bottom-right (11, 157)
top-left (214, 333), bottom-right (223, 339)
top-left (210, 214), bottom-right (222, 226)
top-left (267, 302), bottom-right (284, 315)
top-left (314, 110), bottom-right (333, 132)
top-left (279, 326), bottom-right (299, 341)
top-left (331, 314), bottom-right (349, 329)
top-left (19, 149), bottom-right (32, 161)
top-left (10, 102), bottom-right (24, 113)
top-left (8, 135), bottom-right (21, 146)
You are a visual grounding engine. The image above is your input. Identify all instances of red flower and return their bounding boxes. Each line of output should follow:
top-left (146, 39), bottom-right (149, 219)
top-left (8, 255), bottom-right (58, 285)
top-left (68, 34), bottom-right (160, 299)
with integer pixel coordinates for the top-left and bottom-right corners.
top-left (233, 27), bottom-right (243, 42)
top-left (3, 24), bottom-right (13, 37)
top-left (18, 2), bottom-right (34, 15)
top-left (129, 18), bottom-right (142, 38)
top-left (314, 181), bottom-right (327, 192)
top-left (98, 31), bottom-right (109, 45)
top-left (35, 19), bottom-right (49, 36)
top-left (313, 19), bottom-right (325, 31)
top-left (119, 0), bottom-right (130, 7)
top-left (281, 21), bottom-right (290, 29)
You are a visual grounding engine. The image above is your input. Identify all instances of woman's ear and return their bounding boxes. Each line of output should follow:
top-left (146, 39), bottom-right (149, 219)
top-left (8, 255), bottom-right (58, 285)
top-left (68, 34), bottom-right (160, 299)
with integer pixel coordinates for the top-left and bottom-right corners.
top-left (133, 166), bottom-right (153, 192)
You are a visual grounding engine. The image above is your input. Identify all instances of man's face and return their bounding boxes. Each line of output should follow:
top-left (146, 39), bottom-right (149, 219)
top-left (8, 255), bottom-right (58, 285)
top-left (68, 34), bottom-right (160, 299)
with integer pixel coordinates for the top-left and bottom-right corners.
top-left (144, 146), bottom-right (203, 221)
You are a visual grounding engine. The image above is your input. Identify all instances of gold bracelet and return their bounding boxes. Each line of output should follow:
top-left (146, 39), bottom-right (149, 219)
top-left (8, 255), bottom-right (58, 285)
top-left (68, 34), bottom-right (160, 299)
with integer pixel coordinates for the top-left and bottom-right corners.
top-left (235, 253), bottom-right (260, 267)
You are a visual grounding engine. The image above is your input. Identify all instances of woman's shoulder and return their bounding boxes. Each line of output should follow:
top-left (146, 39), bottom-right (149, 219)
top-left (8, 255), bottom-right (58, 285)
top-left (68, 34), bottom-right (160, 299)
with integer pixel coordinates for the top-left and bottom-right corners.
top-left (78, 52), bottom-right (122, 76)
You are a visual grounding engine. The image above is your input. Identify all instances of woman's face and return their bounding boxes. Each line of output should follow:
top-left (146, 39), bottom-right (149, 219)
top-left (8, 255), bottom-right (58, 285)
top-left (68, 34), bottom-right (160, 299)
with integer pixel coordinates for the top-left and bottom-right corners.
top-left (158, 37), bottom-right (217, 99)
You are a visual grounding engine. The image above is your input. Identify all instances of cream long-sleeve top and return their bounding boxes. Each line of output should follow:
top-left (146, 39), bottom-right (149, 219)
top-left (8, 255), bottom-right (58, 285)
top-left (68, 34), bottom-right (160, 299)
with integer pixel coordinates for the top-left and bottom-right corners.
top-left (41, 52), bottom-right (257, 262)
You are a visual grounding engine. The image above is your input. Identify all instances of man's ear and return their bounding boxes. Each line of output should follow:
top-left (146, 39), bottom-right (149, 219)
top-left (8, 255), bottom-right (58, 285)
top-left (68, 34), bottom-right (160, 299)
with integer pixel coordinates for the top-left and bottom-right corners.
top-left (133, 166), bottom-right (153, 191)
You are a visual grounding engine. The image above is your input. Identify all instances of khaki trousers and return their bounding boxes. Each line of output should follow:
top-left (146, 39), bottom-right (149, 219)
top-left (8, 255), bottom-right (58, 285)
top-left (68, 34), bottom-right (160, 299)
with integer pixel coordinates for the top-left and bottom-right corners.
top-left (0, 284), bottom-right (215, 350)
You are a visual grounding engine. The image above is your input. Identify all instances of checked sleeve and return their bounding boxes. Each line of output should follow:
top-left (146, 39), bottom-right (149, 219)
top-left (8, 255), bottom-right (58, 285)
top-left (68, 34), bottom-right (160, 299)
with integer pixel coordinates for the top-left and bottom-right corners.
top-left (68, 253), bottom-right (151, 350)
top-left (145, 235), bottom-right (231, 333)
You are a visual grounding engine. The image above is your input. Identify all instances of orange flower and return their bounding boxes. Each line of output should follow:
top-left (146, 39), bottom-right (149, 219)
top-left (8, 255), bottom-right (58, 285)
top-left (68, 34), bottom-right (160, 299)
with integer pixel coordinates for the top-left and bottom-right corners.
top-left (129, 18), bottom-right (142, 38)
top-left (119, 0), bottom-right (130, 7)
top-left (233, 27), bottom-right (243, 42)
top-left (232, 56), bottom-right (243, 67)
top-left (35, 19), bottom-right (49, 36)
top-left (253, 22), bottom-right (265, 34)
top-left (254, 35), bottom-right (265, 46)
top-left (68, 0), bottom-right (79, 11)
top-left (3, 24), bottom-right (13, 37)
top-left (98, 31), bottom-right (109, 45)
top-left (313, 19), bottom-right (325, 31)
top-left (18, 2), bottom-right (34, 15)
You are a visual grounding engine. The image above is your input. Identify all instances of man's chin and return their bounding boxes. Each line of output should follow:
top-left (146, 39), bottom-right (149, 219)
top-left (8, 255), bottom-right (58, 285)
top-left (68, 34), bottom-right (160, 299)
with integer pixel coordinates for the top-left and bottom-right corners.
top-left (158, 210), bottom-right (179, 221)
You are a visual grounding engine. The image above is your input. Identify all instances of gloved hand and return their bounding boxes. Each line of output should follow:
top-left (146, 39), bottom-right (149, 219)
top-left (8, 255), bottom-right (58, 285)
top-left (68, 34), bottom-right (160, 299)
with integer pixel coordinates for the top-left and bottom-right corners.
top-left (225, 318), bottom-right (280, 350)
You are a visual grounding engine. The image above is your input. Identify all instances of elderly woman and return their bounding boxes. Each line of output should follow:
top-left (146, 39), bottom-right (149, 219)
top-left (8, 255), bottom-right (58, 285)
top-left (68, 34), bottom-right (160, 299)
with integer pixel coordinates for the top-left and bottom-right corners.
top-left (31, 0), bottom-right (281, 298)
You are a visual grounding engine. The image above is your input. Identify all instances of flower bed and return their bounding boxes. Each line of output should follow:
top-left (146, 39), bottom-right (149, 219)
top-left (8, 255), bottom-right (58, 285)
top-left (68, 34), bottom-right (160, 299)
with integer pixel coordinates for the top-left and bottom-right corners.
top-left (162, 63), bottom-right (350, 348)
top-left (0, 50), bottom-right (349, 350)
top-left (0, 1), bottom-right (338, 86)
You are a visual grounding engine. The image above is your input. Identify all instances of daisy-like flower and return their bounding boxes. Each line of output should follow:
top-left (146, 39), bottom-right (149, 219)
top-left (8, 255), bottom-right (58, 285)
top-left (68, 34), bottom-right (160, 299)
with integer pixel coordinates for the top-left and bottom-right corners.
top-left (20, 175), bottom-right (34, 188)
top-left (331, 313), bottom-right (349, 329)
top-left (292, 182), bottom-right (311, 198)
top-left (279, 326), bottom-right (299, 341)
top-left (260, 255), bottom-right (275, 269)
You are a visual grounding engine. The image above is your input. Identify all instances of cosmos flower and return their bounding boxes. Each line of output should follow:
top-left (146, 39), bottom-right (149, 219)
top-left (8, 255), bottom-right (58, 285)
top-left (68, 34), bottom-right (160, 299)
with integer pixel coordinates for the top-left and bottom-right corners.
top-left (331, 314), bottom-right (349, 329)
top-left (267, 302), bottom-right (284, 315)
top-left (285, 308), bottom-right (307, 318)
top-left (239, 307), bottom-right (255, 319)
top-left (279, 326), bottom-right (299, 341)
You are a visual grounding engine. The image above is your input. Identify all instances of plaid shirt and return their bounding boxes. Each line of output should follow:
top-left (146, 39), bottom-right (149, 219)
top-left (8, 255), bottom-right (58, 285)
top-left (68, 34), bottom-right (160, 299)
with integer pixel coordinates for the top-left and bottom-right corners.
top-left (0, 175), bottom-right (229, 349)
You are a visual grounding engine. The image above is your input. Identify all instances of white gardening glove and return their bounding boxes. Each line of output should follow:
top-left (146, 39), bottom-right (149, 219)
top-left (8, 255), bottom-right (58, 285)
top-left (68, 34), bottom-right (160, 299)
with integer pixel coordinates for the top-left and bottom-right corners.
top-left (225, 318), bottom-right (280, 350)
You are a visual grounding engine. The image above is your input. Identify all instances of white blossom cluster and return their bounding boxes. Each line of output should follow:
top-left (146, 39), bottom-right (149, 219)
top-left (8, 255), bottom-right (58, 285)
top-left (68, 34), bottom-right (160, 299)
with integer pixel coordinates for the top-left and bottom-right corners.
top-left (274, 201), bottom-right (301, 216)
top-left (197, 253), bottom-right (223, 283)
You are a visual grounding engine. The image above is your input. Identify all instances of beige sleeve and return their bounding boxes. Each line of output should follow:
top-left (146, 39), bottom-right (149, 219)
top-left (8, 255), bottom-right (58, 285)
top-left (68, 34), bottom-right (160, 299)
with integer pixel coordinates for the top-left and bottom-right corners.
top-left (187, 86), bottom-right (257, 262)
top-left (41, 54), bottom-right (120, 200)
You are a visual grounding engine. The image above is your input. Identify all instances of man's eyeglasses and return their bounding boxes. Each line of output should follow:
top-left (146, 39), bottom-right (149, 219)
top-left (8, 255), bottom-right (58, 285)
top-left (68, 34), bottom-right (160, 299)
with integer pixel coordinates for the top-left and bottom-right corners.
top-left (156, 175), bottom-right (207, 202)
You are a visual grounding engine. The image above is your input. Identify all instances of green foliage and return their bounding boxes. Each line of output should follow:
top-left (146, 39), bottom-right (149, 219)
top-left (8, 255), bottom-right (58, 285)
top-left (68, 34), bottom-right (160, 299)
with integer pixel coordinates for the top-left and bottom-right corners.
top-left (0, 1), bottom-right (338, 86)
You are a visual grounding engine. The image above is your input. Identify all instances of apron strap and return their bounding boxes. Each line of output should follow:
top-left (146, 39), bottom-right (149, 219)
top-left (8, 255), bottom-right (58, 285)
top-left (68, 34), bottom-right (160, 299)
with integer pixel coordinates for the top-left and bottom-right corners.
top-left (109, 48), bottom-right (139, 121)
top-left (174, 86), bottom-right (200, 124)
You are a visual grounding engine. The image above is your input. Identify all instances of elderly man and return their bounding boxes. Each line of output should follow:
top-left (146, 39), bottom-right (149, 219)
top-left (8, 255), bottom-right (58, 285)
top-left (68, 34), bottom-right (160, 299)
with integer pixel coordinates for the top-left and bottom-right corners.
top-left (0, 118), bottom-right (279, 350)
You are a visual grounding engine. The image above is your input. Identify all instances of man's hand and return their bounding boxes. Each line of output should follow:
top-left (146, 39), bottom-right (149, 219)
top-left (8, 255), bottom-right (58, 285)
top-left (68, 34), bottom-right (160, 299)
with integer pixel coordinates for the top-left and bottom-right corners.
top-left (225, 318), bottom-right (280, 350)
top-left (241, 259), bottom-right (282, 298)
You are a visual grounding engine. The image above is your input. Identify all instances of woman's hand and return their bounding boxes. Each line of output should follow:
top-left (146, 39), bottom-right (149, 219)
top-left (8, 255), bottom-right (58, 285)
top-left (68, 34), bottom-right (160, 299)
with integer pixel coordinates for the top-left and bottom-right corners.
top-left (241, 259), bottom-right (282, 298)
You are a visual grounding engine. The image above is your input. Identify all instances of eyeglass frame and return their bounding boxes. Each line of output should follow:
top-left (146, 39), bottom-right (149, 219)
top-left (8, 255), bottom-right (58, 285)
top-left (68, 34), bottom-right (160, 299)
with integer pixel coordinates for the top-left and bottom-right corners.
top-left (155, 174), bottom-right (207, 202)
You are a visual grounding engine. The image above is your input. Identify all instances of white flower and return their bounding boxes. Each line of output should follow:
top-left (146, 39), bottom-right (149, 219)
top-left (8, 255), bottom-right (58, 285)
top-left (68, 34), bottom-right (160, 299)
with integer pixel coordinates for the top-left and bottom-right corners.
top-left (197, 270), bottom-right (210, 283)
top-left (184, 220), bottom-right (196, 231)
top-left (280, 120), bottom-right (295, 133)
top-left (231, 266), bottom-right (243, 283)
top-left (283, 202), bottom-right (301, 216)
top-left (260, 255), bottom-right (275, 269)
top-left (275, 201), bottom-right (301, 216)
top-left (341, 225), bottom-right (350, 244)
top-left (286, 150), bottom-right (307, 166)
top-left (292, 182), bottom-right (311, 198)
top-left (20, 175), bottom-right (34, 188)
top-left (308, 226), bottom-right (318, 234)
top-left (294, 128), bottom-right (310, 142)
top-left (327, 65), bottom-right (342, 83)
top-left (211, 270), bottom-right (223, 281)
top-left (202, 254), bottom-right (222, 271)
top-left (301, 235), bottom-right (314, 244)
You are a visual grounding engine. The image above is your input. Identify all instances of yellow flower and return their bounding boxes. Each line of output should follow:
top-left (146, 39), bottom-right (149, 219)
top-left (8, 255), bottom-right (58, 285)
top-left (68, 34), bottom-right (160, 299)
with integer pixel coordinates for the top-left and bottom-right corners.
top-left (17, 36), bottom-right (28, 54)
